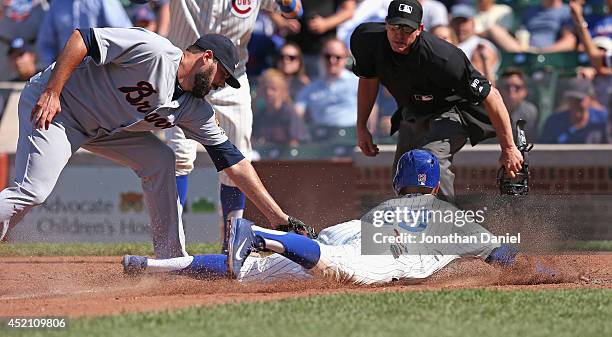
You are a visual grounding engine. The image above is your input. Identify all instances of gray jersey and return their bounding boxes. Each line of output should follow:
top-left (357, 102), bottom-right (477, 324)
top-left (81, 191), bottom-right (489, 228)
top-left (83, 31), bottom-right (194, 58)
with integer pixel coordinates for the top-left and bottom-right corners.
top-left (167, 0), bottom-right (279, 75)
top-left (29, 27), bottom-right (227, 147)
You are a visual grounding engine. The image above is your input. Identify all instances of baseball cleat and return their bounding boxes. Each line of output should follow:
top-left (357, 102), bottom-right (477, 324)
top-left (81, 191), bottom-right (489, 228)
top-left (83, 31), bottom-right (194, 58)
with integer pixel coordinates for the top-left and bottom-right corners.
top-left (485, 244), bottom-right (519, 267)
top-left (227, 218), bottom-right (261, 278)
top-left (0, 220), bottom-right (9, 242)
top-left (122, 255), bottom-right (147, 275)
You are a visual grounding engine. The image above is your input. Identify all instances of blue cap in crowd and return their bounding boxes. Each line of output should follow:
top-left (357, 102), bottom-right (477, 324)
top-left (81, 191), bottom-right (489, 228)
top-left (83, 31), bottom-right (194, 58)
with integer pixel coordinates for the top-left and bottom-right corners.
top-left (8, 38), bottom-right (33, 56)
top-left (450, 4), bottom-right (476, 20)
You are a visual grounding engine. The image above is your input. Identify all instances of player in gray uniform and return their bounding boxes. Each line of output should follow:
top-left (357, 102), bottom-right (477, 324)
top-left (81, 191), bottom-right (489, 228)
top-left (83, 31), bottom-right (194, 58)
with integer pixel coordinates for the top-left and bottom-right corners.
top-left (123, 150), bottom-right (519, 284)
top-left (160, 0), bottom-right (302, 252)
top-left (0, 27), bottom-right (307, 258)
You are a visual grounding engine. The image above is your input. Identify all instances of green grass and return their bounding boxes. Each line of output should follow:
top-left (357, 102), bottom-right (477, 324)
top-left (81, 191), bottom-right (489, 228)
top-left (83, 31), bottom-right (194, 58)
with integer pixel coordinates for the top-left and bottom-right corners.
top-left (569, 240), bottom-right (612, 252)
top-left (1, 240), bottom-right (610, 257)
top-left (0, 242), bottom-right (220, 257)
top-left (3, 289), bottom-right (611, 337)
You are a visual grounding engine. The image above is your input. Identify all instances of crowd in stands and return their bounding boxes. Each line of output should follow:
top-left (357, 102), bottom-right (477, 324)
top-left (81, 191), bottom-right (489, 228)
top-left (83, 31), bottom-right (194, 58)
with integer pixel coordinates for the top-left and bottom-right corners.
top-left (0, 0), bottom-right (611, 153)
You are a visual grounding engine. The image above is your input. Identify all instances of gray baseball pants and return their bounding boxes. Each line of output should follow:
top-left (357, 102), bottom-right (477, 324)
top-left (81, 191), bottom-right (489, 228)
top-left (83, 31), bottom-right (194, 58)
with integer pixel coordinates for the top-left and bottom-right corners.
top-left (392, 107), bottom-right (469, 203)
top-left (0, 83), bottom-right (187, 258)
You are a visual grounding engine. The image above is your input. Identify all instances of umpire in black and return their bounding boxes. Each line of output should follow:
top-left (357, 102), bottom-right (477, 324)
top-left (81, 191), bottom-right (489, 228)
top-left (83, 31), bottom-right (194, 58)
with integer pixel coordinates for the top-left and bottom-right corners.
top-left (351, 0), bottom-right (523, 202)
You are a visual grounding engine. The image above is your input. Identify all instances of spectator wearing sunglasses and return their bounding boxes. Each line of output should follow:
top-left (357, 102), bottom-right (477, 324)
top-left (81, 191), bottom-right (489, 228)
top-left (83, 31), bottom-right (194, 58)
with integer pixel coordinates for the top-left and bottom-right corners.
top-left (498, 68), bottom-right (539, 142)
top-left (295, 38), bottom-right (358, 141)
top-left (275, 42), bottom-right (310, 100)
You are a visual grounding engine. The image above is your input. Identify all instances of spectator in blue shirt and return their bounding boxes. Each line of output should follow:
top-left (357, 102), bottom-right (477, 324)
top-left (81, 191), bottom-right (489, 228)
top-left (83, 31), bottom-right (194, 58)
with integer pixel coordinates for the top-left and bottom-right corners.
top-left (584, 0), bottom-right (612, 39)
top-left (522, 0), bottom-right (576, 51)
top-left (539, 77), bottom-right (608, 144)
top-left (36, 0), bottom-right (131, 67)
top-left (488, 0), bottom-right (577, 53)
top-left (295, 38), bottom-right (358, 141)
top-left (374, 86), bottom-right (397, 139)
top-left (124, 0), bottom-right (170, 36)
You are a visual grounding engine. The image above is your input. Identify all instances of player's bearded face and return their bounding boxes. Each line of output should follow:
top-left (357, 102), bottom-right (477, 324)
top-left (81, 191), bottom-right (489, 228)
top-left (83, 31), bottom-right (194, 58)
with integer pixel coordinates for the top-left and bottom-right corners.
top-left (192, 67), bottom-right (214, 99)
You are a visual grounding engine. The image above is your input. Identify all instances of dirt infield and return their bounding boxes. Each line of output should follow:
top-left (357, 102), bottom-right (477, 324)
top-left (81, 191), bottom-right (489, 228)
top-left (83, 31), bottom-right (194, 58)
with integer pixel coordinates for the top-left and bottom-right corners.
top-left (1, 254), bottom-right (610, 318)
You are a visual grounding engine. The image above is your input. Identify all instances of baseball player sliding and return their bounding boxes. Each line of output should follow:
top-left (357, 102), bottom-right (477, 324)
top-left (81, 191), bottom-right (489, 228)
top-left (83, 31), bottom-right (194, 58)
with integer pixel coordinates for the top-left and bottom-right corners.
top-left (0, 27), bottom-right (308, 258)
top-left (154, 0), bottom-right (302, 253)
top-left (123, 150), bottom-right (519, 284)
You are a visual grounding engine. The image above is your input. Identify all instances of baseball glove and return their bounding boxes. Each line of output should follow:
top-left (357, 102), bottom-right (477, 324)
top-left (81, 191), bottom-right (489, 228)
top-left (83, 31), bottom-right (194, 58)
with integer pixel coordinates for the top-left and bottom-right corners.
top-left (277, 216), bottom-right (318, 239)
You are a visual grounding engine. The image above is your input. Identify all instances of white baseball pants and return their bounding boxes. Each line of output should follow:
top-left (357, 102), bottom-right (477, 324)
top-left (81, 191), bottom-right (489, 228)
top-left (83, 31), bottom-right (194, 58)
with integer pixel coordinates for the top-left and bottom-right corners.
top-left (166, 74), bottom-right (252, 187)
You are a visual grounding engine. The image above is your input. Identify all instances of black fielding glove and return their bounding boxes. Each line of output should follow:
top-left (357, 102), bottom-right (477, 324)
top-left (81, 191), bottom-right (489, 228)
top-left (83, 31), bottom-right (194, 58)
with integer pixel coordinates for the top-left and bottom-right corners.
top-left (277, 216), bottom-right (318, 239)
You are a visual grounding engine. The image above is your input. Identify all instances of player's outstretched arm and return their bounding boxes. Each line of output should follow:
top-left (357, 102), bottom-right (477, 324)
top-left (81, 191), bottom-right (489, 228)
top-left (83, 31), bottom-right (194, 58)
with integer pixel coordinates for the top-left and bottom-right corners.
top-left (483, 87), bottom-right (523, 178)
top-left (32, 30), bottom-right (87, 130)
top-left (223, 159), bottom-right (289, 228)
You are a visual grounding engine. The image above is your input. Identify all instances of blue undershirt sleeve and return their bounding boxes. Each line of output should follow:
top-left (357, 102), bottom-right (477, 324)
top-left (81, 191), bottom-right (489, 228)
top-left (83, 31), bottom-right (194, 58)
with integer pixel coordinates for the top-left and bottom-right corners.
top-left (203, 140), bottom-right (245, 172)
top-left (76, 28), bottom-right (100, 60)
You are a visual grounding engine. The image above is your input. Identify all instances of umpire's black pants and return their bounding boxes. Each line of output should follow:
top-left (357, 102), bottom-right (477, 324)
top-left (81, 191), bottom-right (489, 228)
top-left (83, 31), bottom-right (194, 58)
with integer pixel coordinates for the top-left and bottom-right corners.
top-left (392, 107), bottom-right (468, 203)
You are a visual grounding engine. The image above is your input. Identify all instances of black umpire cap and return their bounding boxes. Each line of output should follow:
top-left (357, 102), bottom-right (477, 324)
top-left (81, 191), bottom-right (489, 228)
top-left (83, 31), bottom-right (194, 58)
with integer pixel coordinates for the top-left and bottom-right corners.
top-left (386, 0), bottom-right (423, 30)
top-left (193, 34), bottom-right (241, 89)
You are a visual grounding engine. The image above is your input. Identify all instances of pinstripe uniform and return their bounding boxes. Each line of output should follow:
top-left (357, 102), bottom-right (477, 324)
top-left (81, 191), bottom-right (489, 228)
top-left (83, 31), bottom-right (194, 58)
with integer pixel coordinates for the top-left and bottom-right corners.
top-left (238, 195), bottom-right (499, 284)
top-left (165, 0), bottom-right (280, 183)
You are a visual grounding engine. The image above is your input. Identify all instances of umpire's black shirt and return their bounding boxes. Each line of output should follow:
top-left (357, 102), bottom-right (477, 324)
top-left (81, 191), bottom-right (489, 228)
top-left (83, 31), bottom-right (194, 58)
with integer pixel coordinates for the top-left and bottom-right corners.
top-left (350, 23), bottom-right (495, 144)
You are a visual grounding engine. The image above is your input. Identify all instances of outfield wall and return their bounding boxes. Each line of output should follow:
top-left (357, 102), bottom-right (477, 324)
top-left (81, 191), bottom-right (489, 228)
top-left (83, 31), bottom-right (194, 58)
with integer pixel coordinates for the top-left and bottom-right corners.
top-left (353, 144), bottom-right (612, 206)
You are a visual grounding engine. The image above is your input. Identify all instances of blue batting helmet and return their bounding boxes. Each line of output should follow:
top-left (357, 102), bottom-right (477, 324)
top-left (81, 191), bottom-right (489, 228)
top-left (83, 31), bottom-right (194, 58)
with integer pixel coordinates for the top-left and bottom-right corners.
top-left (393, 149), bottom-right (440, 195)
